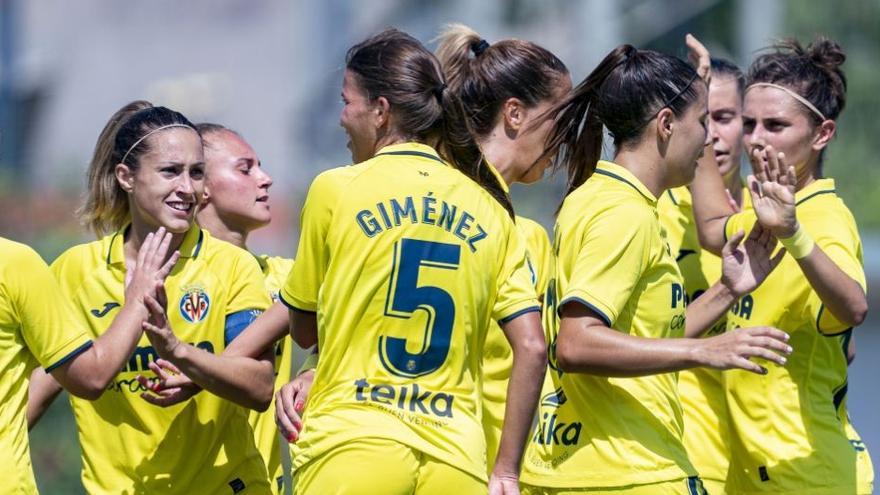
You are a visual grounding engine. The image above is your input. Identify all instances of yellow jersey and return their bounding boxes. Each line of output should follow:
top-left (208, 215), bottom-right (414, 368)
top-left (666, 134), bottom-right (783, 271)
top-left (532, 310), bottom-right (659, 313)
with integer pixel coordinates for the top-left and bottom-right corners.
top-left (838, 393), bottom-right (874, 495)
top-left (279, 142), bottom-right (540, 481)
top-left (52, 226), bottom-right (272, 494)
top-left (0, 238), bottom-right (93, 495)
top-left (722, 178), bottom-right (867, 494)
top-left (481, 215), bottom-right (553, 473)
top-left (249, 254), bottom-right (295, 493)
top-left (657, 185), bottom-right (751, 487)
top-left (521, 161), bottom-right (695, 488)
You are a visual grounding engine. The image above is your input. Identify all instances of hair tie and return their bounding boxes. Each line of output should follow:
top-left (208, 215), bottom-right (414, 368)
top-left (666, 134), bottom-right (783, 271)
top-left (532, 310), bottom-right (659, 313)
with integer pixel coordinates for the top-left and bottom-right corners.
top-left (470, 39), bottom-right (490, 57)
top-left (432, 83), bottom-right (447, 102)
top-left (120, 124), bottom-right (196, 166)
top-left (746, 82), bottom-right (827, 121)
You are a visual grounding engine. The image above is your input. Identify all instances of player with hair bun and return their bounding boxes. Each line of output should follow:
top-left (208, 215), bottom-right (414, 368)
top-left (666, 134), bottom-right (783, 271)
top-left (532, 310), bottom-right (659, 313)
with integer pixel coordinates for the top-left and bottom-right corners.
top-left (435, 22), bottom-right (570, 474)
top-left (520, 39), bottom-right (793, 495)
top-left (691, 36), bottom-right (870, 495)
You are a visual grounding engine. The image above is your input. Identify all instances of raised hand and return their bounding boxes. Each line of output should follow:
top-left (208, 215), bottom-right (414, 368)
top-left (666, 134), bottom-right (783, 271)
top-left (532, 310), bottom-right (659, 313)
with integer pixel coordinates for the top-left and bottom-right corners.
top-left (721, 224), bottom-right (786, 296)
top-left (137, 359), bottom-right (201, 407)
top-left (685, 33), bottom-right (711, 84)
top-left (747, 145), bottom-right (798, 238)
top-left (142, 283), bottom-right (182, 359)
top-left (125, 227), bottom-right (180, 305)
top-left (696, 326), bottom-right (792, 374)
top-left (275, 369), bottom-right (315, 443)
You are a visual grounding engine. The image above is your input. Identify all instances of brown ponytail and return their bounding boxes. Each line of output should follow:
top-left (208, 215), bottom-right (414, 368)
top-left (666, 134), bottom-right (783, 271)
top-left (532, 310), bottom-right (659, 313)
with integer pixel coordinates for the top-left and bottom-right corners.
top-left (346, 28), bottom-right (515, 217)
top-left (547, 44), bottom-right (701, 199)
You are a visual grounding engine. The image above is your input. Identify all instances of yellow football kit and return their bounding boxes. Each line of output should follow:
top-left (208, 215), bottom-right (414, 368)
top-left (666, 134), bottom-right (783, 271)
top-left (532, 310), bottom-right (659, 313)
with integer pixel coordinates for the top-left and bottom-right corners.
top-left (658, 186), bottom-right (751, 494)
top-left (481, 215), bottom-right (552, 473)
top-left (521, 161), bottom-right (697, 491)
top-left (52, 226), bottom-right (272, 494)
top-left (722, 178), bottom-right (868, 494)
top-left (279, 142), bottom-right (540, 492)
top-left (0, 238), bottom-right (93, 495)
top-left (249, 254), bottom-right (295, 493)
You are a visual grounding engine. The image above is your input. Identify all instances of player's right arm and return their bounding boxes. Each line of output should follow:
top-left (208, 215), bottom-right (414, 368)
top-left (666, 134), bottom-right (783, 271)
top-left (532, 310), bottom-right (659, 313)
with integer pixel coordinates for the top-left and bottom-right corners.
top-left (489, 226), bottom-right (546, 490)
top-left (554, 204), bottom-right (791, 376)
top-left (24, 229), bottom-right (176, 427)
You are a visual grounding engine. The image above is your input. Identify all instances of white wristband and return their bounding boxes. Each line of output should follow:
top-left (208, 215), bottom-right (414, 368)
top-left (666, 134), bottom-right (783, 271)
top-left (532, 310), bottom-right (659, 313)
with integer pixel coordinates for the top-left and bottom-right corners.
top-left (779, 225), bottom-right (815, 259)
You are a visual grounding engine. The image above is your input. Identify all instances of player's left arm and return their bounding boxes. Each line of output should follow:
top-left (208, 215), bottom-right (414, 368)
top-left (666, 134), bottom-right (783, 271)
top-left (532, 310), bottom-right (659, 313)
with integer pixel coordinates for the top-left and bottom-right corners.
top-left (142, 283), bottom-right (275, 411)
top-left (685, 223), bottom-right (785, 337)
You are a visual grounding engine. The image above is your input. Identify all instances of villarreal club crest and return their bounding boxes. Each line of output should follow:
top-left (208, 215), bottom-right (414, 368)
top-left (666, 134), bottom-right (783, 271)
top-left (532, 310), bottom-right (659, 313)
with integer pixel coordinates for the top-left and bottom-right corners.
top-left (179, 285), bottom-right (211, 323)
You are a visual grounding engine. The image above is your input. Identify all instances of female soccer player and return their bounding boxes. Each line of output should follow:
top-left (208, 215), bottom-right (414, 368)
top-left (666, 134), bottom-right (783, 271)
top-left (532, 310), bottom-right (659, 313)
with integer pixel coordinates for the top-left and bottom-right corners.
top-left (2, 231), bottom-right (175, 493)
top-left (193, 123), bottom-right (294, 493)
top-left (519, 43), bottom-right (793, 495)
top-left (657, 57), bottom-right (748, 495)
top-left (434, 23), bottom-right (568, 473)
top-left (273, 28), bottom-right (547, 494)
top-left (690, 37), bottom-right (870, 495)
top-left (48, 101), bottom-right (275, 493)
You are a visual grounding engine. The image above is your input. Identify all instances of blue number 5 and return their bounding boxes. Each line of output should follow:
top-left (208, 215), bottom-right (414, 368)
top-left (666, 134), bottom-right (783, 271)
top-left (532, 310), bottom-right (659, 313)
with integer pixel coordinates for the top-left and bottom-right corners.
top-left (380, 238), bottom-right (461, 378)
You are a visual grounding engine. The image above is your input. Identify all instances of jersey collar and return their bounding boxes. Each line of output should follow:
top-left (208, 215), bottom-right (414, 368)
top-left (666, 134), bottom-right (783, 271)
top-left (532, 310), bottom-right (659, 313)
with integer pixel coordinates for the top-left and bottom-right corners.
top-left (484, 159), bottom-right (511, 194)
top-left (665, 186), bottom-right (692, 208)
top-left (373, 142), bottom-right (445, 165)
top-left (594, 160), bottom-right (657, 204)
top-left (795, 177), bottom-right (836, 206)
top-left (106, 224), bottom-right (204, 266)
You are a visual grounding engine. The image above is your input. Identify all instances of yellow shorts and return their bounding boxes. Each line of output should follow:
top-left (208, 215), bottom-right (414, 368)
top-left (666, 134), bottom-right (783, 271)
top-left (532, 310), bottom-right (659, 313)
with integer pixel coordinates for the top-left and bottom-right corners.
top-left (293, 437), bottom-right (485, 495)
top-left (521, 476), bottom-right (708, 495)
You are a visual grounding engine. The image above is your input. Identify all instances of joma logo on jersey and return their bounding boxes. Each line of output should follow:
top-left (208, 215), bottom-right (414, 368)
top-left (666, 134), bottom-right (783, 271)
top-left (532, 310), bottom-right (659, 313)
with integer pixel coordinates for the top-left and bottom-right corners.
top-left (354, 379), bottom-right (454, 418)
top-left (179, 286), bottom-right (211, 323)
top-left (532, 411), bottom-right (582, 446)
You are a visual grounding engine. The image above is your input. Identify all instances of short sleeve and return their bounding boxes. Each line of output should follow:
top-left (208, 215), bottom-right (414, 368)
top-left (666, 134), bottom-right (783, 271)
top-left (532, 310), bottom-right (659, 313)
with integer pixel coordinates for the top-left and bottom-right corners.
top-left (280, 171), bottom-right (342, 312)
top-left (227, 250), bottom-right (271, 315)
top-left (803, 210), bottom-right (866, 334)
top-left (15, 246), bottom-right (92, 370)
top-left (517, 218), bottom-right (553, 298)
top-left (492, 223), bottom-right (541, 324)
top-left (723, 211), bottom-right (758, 243)
top-left (560, 204), bottom-right (653, 326)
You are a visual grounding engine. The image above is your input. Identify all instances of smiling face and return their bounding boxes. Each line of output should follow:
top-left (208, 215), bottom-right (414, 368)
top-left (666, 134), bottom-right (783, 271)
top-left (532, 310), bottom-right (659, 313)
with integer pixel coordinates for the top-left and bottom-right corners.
top-left (664, 81), bottom-right (710, 188)
top-left (742, 85), bottom-right (825, 178)
top-left (340, 69), bottom-right (381, 163)
top-left (120, 127), bottom-right (205, 234)
top-left (708, 75), bottom-right (744, 178)
top-left (512, 74), bottom-right (573, 184)
top-left (202, 129), bottom-right (273, 233)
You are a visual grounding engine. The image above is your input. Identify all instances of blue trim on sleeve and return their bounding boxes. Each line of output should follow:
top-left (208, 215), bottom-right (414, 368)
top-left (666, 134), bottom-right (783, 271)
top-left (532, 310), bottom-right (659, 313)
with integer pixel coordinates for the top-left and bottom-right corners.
top-left (498, 306), bottom-right (541, 325)
top-left (558, 297), bottom-right (612, 327)
top-left (816, 303), bottom-right (853, 336)
top-left (278, 292), bottom-right (316, 314)
top-left (44, 340), bottom-right (94, 372)
top-left (224, 309), bottom-right (262, 345)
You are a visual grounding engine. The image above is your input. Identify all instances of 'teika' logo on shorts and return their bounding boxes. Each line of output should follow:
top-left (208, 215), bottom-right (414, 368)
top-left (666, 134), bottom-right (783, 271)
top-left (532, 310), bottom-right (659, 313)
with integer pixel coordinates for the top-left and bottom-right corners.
top-left (179, 285), bottom-right (210, 323)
